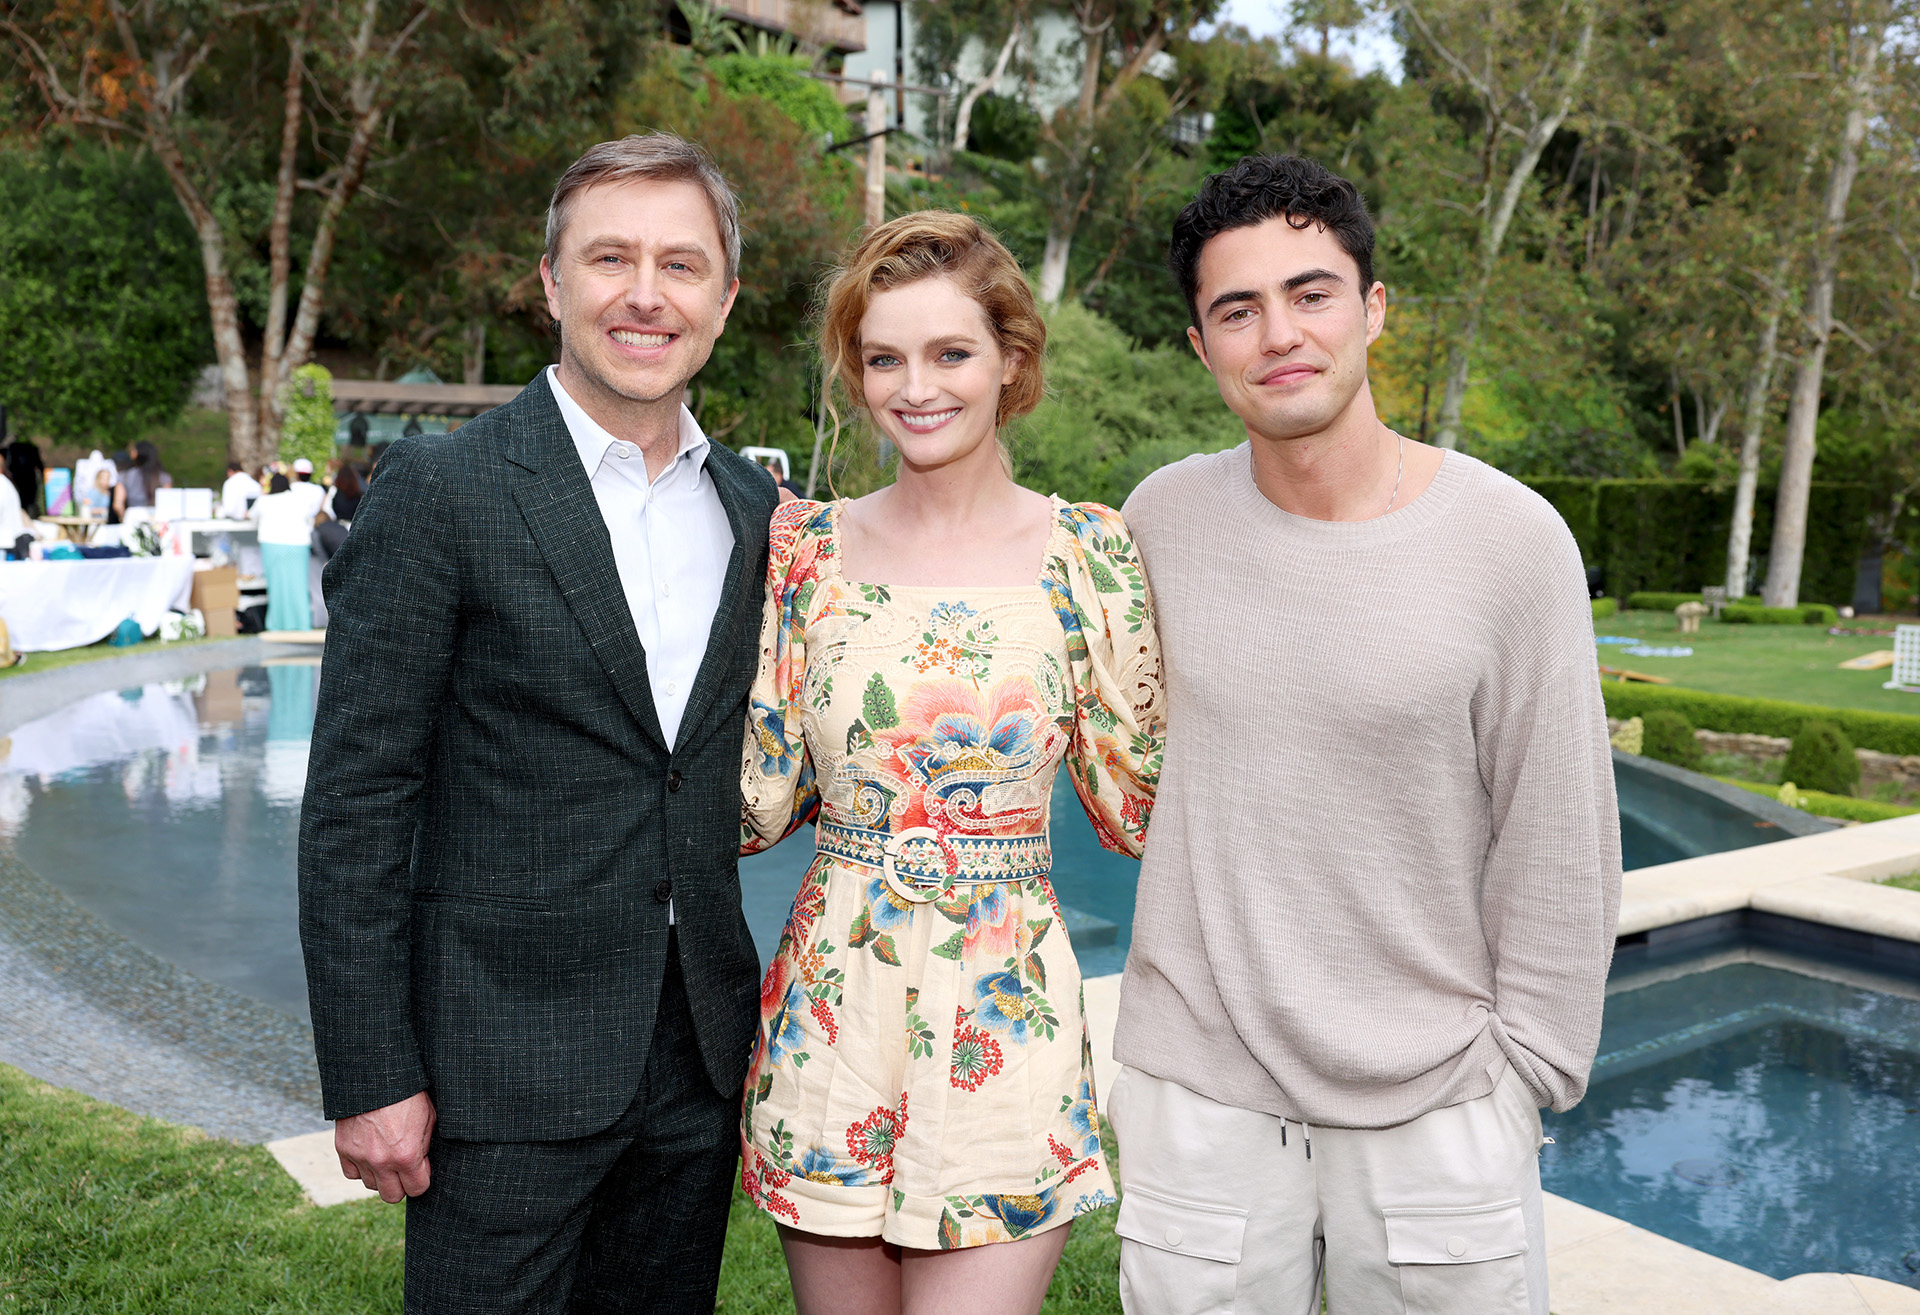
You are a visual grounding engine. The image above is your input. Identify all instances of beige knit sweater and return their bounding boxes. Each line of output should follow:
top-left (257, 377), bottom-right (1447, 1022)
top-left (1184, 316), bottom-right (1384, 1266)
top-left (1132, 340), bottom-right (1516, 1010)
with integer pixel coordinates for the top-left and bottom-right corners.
top-left (1114, 444), bottom-right (1621, 1127)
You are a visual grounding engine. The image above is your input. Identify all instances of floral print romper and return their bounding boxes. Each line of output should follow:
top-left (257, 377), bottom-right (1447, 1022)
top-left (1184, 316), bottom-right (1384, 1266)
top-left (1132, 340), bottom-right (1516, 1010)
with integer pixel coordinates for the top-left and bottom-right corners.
top-left (739, 497), bottom-right (1165, 1250)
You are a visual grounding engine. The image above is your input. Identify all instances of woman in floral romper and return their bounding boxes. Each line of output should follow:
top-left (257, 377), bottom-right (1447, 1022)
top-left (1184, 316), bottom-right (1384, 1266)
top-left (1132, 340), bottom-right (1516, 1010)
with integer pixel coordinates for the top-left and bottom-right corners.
top-left (739, 212), bottom-right (1165, 1312)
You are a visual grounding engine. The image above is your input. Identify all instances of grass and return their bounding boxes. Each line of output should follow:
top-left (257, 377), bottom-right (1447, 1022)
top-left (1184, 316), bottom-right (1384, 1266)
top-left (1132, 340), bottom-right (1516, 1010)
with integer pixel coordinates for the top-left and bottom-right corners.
top-left (1713, 775), bottom-right (1920, 824)
top-left (0, 634), bottom-right (244, 682)
top-left (1596, 608), bottom-right (1920, 715)
top-left (1884, 872), bottom-right (1920, 894)
top-left (0, 1062), bottom-right (1124, 1313)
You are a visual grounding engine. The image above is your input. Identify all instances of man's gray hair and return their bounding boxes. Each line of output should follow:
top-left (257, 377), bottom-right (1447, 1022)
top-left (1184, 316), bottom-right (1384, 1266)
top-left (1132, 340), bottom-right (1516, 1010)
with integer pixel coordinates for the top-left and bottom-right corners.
top-left (544, 133), bottom-right (742, 285)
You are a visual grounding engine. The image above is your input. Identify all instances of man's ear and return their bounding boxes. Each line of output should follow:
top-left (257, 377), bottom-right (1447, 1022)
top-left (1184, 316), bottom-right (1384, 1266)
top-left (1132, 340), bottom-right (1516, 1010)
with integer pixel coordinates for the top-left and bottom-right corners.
top-left (713, 277), bottom-right (741, 338)
top-left (1364, 280), bottom-right (1386, 348)
top-left (1186, 324), bottom-right (1214, 375)
top-left (540, 255), bottom-right (562, 322)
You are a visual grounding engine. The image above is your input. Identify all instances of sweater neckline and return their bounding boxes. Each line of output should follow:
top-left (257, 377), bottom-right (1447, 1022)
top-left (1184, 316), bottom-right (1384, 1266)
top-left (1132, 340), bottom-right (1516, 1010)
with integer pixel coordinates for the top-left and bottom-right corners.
top-left (1227, 442), bottom-right (1473, 543)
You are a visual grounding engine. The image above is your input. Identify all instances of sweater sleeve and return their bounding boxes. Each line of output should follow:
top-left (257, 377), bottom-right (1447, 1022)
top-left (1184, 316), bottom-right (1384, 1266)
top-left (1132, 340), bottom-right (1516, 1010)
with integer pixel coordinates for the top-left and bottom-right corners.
top-left (740, 500), bottom-right (827, 853)
top-left (1474, 514), bottom-right (1623, 1112)
top-left (1050, 503), bottom-right (1166, 858)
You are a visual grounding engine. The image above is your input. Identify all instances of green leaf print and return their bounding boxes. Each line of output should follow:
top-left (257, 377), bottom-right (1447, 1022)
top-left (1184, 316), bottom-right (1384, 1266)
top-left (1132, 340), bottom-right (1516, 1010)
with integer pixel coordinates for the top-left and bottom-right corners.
top-left (871, 934), bottom-right (903, 967)
top-left (860, 583), bottom-right (892, 606)
top-left (934, 891), bottom-right (972, 923)
top-left (1027, 917), bottom-right (1051, 949)
top-left (893, 1187), bottom-right (907, 1212)
top-left (1026, 952), bottom-right (1047, 992)
top-left (863, 673), bottom-right (900, 730)
top-left (939, 1211), bottom-right (963, 1251)
top-left (813, 675), bottom-right (833, 710)
top-left (930, 930), bottom-right (966, 960)
top-left (849, 907), bottom-right (876, 948)
top-left (846, 719), bottom-right (873, 755)
top-left (1085, 558), bottom-right (1122, 593)
top-left (756, 1074), bottom-right (774, 1103)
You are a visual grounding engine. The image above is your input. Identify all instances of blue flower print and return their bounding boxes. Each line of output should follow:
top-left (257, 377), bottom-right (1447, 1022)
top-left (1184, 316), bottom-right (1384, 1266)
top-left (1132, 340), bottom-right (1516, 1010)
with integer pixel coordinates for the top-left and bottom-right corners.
top-left (864, 877), bottom-right (916, 931)
top-left (798, 1146), bottom-right (866, 1186)
top-left (767, 981), bottom-right (807, 1067)
top-left (978, 1186), bottom-right (1059, 1237)
top-left (1067, 1075), bottom-right (1100, 1157)
top-left (972, 970), bottom-right (1034, 1045)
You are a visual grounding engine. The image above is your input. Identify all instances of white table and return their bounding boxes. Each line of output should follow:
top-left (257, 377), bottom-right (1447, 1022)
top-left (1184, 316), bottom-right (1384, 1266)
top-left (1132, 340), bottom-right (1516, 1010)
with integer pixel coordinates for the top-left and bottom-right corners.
top-left (0, 556), bottom-right (196, 652)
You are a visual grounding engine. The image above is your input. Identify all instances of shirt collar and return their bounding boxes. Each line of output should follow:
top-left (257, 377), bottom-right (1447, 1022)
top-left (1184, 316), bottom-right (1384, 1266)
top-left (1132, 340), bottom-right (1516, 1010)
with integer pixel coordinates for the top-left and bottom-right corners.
top-left (547, 365), bottom-right (710, 482)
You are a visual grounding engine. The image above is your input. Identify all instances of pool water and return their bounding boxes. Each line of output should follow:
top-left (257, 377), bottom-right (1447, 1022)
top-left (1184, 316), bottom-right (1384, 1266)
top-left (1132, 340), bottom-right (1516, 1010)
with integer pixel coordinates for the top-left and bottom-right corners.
top-left (1542, 950), bottom-right (1920, 1287)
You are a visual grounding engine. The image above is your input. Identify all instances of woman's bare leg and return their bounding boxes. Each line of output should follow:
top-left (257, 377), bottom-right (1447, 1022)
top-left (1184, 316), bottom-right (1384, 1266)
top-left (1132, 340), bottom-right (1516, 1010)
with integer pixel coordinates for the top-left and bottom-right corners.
top-left (778, 1225), bottom-right (903, 1315)
top-left (899, 1221), bottom-right (1072, 1315)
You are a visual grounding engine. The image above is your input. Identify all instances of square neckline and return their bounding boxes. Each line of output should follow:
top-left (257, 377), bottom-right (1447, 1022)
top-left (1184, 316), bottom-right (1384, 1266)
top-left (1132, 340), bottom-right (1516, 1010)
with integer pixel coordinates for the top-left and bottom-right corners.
top-left (826, 495), bottom-right (1072, 594)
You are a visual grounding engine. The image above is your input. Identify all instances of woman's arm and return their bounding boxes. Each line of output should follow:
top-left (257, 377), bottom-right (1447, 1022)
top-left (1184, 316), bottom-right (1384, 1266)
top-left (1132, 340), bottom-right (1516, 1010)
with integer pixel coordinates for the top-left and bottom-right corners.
top-left (740, 502), bottom-right (827, 854)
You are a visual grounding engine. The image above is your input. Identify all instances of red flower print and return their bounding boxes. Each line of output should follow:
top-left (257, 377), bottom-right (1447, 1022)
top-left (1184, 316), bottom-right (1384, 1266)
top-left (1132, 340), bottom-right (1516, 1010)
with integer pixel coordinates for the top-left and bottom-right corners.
top-left (809, 996), bottom-right (839, 1045)
top-left (1120, 794), bottom-right (1145, 829)
top-left (949, 1021), bottom-right (1005, 1092)
top-left (845, 1105), bottom-right (901, 1176)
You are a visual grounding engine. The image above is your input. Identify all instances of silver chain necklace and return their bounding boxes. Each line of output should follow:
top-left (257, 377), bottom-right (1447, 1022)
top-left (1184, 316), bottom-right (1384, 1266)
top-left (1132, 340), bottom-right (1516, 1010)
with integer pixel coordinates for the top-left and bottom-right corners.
top-left (1384, 432), bottom-right (1405, 516)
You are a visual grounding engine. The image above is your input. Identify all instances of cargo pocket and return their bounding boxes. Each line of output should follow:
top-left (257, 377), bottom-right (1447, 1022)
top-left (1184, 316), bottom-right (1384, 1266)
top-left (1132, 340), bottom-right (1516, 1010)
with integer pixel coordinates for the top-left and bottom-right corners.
top-left (1114, 1185), bottom-right (1245, 1315)
top-left (1383, 1199), bottom-right (1530, 1315)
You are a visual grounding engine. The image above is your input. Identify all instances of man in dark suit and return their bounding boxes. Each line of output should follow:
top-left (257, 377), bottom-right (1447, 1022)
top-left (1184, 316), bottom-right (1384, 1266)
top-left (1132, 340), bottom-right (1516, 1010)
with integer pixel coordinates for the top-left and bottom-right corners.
top-left (298, 133), bottom-right (779, 1313)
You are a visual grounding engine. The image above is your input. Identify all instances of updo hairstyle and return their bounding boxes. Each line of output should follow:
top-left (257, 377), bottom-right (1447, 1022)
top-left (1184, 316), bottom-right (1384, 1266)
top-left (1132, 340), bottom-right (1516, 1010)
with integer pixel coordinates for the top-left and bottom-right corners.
top-left (819, 211), bottom-right (1047, 430)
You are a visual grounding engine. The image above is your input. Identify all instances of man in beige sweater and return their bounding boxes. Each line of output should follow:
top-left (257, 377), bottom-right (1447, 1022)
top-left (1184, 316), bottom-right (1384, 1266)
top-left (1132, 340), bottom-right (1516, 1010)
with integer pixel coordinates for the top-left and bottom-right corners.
top-left (1108, 154), bottom-right (1621, 1314)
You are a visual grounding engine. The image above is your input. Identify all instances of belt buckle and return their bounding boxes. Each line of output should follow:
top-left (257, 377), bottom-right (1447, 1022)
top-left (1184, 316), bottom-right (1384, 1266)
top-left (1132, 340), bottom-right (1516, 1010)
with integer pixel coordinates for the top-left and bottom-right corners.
top-left (880, 826), bottom-right (949, 905)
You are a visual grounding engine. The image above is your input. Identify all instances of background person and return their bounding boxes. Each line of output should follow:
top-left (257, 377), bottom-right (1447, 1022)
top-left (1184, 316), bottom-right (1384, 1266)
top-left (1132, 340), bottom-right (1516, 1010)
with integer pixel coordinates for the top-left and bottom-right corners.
top-left (221, 460), bottom-right (262, 519)
top-left (113, 440), bottom-right (169, 519)
top-left (1107, 153), bottom-right (1620, 1315)
top-left (250, 473), bottom-right (317, 631)
top-left (738, 212), bottom-right (1164, 1315)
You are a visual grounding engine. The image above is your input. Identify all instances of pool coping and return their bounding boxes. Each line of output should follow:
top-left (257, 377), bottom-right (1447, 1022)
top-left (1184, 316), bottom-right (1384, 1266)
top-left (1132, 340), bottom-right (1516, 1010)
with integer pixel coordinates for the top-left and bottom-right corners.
top-left (0, 636), bottom-right (310, 738)
top-left (1615, 748), bottom-right (1839, 838)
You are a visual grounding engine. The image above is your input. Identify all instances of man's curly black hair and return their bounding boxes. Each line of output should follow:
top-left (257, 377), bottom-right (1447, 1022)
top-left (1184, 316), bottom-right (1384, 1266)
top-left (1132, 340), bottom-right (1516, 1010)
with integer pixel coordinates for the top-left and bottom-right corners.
top-left (1169, 154), bottom-right (1376, 329)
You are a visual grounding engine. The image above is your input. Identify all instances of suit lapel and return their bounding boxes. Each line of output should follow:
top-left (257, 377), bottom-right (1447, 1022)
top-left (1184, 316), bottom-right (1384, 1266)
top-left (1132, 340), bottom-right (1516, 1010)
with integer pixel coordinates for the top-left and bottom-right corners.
top-left (673, 448), bottom-right (764, 750)
top-left (505, 375), bottom-right (670, 753)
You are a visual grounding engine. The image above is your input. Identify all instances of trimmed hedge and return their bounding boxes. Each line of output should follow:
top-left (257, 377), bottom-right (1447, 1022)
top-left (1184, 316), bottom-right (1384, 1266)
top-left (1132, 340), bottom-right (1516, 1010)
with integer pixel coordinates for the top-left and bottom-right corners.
top-left (1626, 592), bottom-right (1703, 611)
top-left (1522, 478), bottom-right (1870, 605)
top-left (1721, 602), bottom-right (1839, 626)
top-left (1784, 719), bottom-right (1861, 796)
top-left (1718, 776), bottom-right (1918, 823)
top-left (1599, 682), bottom-right (1920, 757)
top-left (1592, 597), bottom-right (1618, 620)
top-left (1642, 708), bottom-right (1703, 769)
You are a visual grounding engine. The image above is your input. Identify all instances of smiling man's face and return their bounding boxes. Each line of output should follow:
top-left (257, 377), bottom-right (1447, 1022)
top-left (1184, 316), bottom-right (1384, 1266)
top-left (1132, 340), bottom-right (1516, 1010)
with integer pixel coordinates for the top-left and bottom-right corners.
top-left (541, 177), bottom-right (737, 413)
top-left (1186, 216), bottom-right (1385, 444)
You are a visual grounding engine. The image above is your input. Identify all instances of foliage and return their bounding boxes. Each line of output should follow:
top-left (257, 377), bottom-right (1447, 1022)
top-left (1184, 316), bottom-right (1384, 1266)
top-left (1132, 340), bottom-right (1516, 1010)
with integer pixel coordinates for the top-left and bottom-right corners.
top-left (1591, 597), bottom-right (1617, 620)
top-left (1626, 593), bottom-right (1704, 612)
top-left (1783, 719), bottom-right (1861, 798)
top-left (1640, 708), bottom-right (1703, 771)
top-left (1720, 775), bottom-right (1916, 823)
top-left (279, 365), bottom-right (336, 468)
top-left (1598, 683), bottom-right (1920, 758)
top-left (1012, 300), bottom-right (1243, 506)
top-left (0, 142), bottom-right (210, 445)
top-left (1722, 603), bottom-right (1838, 626)
top-left (706, 51), bottom-right (850, 141)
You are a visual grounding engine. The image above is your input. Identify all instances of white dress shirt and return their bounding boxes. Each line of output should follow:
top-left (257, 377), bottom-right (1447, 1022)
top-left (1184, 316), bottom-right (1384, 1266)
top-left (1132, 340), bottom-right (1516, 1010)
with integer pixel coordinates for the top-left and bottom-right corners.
top-left (546, 366), bottom-right (734, 750)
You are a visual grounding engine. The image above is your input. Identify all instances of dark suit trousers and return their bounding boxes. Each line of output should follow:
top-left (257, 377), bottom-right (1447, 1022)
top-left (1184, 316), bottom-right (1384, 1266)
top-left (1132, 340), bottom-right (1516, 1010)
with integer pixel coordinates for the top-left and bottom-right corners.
top-left (404, 935), bottom-right (738, 1314)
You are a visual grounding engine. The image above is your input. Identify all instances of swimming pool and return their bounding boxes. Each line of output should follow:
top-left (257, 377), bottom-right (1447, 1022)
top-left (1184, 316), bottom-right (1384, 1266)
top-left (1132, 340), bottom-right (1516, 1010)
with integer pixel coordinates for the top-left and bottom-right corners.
top-left (0, 667), bottom-right (1836, 1022)
top-left (1543, 935), bottom-right (1920, 1288)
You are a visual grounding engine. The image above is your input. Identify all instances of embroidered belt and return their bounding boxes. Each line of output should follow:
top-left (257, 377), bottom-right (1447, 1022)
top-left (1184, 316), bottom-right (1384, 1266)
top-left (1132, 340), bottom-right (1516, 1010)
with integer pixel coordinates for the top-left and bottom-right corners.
top-left (815, 820), bottom-right (1052, 905)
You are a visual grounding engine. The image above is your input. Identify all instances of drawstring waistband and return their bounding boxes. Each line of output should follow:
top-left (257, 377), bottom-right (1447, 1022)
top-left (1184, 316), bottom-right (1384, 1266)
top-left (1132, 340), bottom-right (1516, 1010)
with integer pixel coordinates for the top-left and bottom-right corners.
top-left (1281, 1119), bottom-right (1312, 1160)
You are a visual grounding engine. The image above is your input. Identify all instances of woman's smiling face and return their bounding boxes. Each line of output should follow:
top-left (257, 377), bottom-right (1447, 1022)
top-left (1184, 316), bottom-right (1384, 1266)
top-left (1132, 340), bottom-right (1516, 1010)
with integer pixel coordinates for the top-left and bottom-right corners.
top-left (859, 275), bottom-right (1019, 472)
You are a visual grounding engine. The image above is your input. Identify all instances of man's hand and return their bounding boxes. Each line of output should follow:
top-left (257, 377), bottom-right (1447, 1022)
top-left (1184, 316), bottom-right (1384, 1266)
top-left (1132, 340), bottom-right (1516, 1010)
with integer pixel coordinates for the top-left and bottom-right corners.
top-left (335, 1090), bottom-right (436, 1203)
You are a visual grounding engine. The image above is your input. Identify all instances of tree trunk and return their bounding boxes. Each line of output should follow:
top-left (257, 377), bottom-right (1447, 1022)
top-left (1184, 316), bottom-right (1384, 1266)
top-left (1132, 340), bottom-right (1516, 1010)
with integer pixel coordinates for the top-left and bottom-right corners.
top-left (1724, 289), bottom-right (1785, 599)
top-left (1762, 19), bottom-right (1881, 608)
top-left (1038, 223), bottom-right (1073, 306)
top-left (1428, 8), bottom-right (1592, 449)
top-left (464, 322), bottom-right (487, 385)
top-left (952, 23), bottom-right (1020, 154)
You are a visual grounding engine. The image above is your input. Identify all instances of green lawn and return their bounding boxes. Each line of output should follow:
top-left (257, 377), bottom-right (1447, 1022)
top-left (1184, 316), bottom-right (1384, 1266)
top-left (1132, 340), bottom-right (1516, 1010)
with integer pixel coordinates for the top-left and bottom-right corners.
top-left (0, 1063), bottom-right (1123, 1313)
top-left (1, 634), bottom-right (246, 682)
top-left (1596, 609), bottom-right (1920, 715)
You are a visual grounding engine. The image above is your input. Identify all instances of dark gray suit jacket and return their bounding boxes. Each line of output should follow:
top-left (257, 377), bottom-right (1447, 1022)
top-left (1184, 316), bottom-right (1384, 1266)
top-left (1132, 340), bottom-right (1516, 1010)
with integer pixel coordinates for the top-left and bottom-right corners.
top-left (297, 373), bottom-right (776, 1142)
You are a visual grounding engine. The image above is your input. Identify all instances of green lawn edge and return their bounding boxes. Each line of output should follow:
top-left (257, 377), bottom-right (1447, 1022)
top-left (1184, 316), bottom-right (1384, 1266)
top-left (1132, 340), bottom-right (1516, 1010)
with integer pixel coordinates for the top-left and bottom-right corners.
top-left (1711, 775), bottom-right (1920, 823)
top-left (1, 634), bottom-right (246, 681)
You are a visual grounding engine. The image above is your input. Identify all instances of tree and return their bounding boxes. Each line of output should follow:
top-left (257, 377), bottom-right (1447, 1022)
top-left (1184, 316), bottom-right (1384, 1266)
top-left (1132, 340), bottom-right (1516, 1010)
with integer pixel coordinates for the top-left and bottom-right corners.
top-left (0, 141), bottom-right (210, 443)
top-left (1762, 1), bottom-right (1894, 607)
top-left (1395, 0), bottom-right (1597, 450)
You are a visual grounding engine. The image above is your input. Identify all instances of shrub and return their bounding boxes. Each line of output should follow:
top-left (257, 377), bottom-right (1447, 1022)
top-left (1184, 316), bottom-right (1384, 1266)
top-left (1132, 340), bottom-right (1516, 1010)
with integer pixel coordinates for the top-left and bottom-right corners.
top-left (1592, 597), bottom-right (1618, 620)
top-left (1722, 602), bottom-right (1839, 626)
top-left (1597, 682), bottom-right (1920, 757)
top-left (1626, 591), bottom-right (1702, 611)
top-left (1783, 719), bottom-right (1861, 797)
top-left (1720, 776), bottom-right (1914, 823)
top-left (278, 364), bottom-right (336, 468)
top-left (1641, 708), bottom-right (1703, 770)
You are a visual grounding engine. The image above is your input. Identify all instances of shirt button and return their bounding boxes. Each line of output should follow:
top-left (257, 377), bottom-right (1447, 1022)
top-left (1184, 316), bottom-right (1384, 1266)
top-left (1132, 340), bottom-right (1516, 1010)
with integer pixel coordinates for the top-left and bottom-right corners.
top-left (1164, 1227), bottom-right (1183, 1247)
top-left (1446, 1236), bottom-right (1468, 1258)
top-left (614, 447), bottom-right (630, 460)
top-left (665, 681), bottom-right (678, 696)
top-left (660, 580), bottom-right (671, 597)
top-left (668, 770), bottom-right (683, 793)
top-left (653, 879), bottom-right (673, 903)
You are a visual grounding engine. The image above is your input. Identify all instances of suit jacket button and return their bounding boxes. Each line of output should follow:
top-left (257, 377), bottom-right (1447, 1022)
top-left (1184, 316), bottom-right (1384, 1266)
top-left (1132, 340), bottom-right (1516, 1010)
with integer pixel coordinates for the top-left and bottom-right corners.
top-left (668, 770), bottom-right (683, 793)
top-left (653, 879), bottom-right (673, 903)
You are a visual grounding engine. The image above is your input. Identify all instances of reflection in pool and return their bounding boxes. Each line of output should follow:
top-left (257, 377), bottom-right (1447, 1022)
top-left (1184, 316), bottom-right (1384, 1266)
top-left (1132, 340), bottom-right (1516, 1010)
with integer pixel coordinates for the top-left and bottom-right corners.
top-left (1543, 950), bottom-right (1920, 1288)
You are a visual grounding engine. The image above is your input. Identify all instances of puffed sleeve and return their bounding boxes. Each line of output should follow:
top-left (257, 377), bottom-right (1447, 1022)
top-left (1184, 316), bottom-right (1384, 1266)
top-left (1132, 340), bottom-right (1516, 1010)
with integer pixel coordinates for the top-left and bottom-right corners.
top-left (741, 500), bottom-right (828, 852)
top-left (1046, 502), bottom-right (1166, 858)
